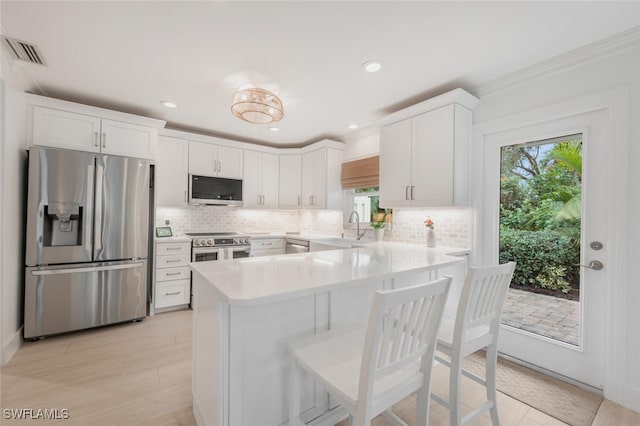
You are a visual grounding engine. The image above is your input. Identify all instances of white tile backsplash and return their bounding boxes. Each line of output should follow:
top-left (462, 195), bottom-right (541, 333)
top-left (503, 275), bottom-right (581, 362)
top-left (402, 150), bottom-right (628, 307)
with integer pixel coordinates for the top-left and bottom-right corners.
top-left (156, 207), bottom-right (343, 236)
top-left (386, 208), bottom-right (471, 248)
top-left (155, 206), bottom-right (471, 248)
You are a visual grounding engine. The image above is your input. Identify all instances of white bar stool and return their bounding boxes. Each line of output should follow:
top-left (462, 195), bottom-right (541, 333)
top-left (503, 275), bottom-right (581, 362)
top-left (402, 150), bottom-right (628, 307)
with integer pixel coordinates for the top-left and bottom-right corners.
top-left (431, 262), bottom-right (516, 426)
top-left (288, 277), bottom-right (452, 426)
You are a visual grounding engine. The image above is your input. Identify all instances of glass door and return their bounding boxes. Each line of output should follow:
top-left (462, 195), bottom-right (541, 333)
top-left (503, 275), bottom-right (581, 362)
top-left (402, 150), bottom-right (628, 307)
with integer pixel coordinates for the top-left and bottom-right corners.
top-left (480, 108), bottom-right (611, 389)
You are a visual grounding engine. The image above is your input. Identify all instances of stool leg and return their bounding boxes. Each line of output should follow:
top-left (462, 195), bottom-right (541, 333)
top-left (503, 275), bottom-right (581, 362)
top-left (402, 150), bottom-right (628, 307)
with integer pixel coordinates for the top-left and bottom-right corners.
top-left (486, 345), bottom-right (500, 425)
top-left (449, 353), bottom-right (463, 426)
top-left (289, 359), bottom-right (302, 426)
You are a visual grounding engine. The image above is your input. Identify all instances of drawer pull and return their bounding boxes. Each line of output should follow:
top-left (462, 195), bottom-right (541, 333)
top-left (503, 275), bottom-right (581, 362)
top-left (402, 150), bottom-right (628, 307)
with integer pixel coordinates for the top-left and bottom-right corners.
top-left (166, 247), bottom-right (181, 251)
top-left (165, 291), bottom-right (181, 296)
top-left (166, 259), bottom-right (182, 263)
top-left (165, 272), bottom-right (182, 276)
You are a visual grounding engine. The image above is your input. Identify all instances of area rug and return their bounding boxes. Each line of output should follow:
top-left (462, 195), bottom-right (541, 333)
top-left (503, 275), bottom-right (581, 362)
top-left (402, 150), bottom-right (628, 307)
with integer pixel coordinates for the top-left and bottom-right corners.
top-left (464, 351), bottom-right (603, 426)
top-left (337, 351), bottom-right (603, 426)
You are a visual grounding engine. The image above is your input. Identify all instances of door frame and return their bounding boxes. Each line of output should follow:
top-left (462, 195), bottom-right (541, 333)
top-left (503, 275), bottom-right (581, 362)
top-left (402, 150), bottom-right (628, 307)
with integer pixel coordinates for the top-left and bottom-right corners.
top-left (471, 87), bottom-right (629, 401)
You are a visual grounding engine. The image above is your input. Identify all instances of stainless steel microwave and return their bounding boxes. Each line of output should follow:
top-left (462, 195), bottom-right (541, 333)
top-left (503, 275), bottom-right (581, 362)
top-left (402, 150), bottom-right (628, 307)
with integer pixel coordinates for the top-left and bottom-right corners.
top-left (188, 174), bottom-right (243, 206)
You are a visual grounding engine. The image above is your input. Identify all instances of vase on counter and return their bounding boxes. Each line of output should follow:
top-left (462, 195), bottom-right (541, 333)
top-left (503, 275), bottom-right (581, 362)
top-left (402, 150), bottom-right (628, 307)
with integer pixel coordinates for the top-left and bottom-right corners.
top-left (426, 228), bottom-right (436, 247)
top-left (374, 228), bottom-right (385, 242)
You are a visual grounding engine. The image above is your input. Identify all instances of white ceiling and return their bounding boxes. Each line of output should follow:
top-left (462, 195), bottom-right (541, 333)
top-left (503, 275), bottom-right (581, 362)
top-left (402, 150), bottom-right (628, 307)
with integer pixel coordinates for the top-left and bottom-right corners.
top-left (1, 2), bottom-right (639, 147)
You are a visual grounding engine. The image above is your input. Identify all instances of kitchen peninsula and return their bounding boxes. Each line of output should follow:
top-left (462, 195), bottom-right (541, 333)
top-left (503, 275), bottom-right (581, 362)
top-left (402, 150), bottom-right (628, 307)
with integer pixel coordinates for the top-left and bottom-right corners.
top-left (190, 242), bottom-right (466, 426)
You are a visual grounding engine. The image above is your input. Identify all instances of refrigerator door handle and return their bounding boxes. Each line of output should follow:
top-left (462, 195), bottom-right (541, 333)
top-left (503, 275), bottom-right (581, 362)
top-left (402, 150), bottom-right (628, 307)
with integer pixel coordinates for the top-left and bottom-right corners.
top-left (31, 262), bottom-right (144, 276)
top-left (84, 164), bottom-right (95, 251)
top-left (94, 164), bottom-right (104, 252)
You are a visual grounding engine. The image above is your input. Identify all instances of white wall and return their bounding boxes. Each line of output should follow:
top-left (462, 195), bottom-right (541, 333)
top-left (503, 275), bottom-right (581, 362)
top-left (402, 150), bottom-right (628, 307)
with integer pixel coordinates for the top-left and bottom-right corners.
top-left (473, 45), bottom-right (640, 410)
top-left (342, 133), bottom-right (379, 162)
top-left (0, 85), bottom-right (27, 364)
top-left (1, 52), bottom-right (31, 364)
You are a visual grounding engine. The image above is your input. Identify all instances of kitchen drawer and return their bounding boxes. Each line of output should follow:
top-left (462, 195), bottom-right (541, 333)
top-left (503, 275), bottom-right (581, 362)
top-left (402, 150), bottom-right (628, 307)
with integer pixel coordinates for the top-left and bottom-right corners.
top-left (156, 242), bottom-right (190, 256)
top-left (250, 238), bottom-right (285, 250)
top-left (155, 280), bottom-right (190, 308)
top-left (156, 266), bottom-right (189, 282)
top-left (156, 254), bottom-right (189, 268)
top-left (251, 248), bottom-right (284, 257)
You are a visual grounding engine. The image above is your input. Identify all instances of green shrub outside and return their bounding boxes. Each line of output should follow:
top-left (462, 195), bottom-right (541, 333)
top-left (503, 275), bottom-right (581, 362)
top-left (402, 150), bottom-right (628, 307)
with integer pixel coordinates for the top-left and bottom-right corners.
top-left (499, 227), bottom-right (579, 293)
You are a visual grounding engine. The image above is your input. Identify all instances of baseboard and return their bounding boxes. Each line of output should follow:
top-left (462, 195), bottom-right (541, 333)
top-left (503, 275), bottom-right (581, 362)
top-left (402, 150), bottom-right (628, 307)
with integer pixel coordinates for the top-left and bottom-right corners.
top-left (2, 326), bottom-right (23, 366)
top-left (192, 391), bottom-right (208, 426)
top-left (623, 385), bottom-right (640, 413)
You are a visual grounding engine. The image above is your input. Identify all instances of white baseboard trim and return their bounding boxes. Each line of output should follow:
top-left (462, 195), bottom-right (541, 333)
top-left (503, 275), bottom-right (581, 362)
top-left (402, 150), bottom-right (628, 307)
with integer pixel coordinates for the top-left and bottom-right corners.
top-left (623, 385), bottom-right (640, 413)
top-left (2, 326), bottom-right (23, 366)
top-left (192, 391), bottom-right (207, 426)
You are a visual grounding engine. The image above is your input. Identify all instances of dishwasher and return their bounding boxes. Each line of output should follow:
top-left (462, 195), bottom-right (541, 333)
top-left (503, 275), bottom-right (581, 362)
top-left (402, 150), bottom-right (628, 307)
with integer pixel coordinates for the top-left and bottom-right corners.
top-left (285, 238), bottom-right (309, 254)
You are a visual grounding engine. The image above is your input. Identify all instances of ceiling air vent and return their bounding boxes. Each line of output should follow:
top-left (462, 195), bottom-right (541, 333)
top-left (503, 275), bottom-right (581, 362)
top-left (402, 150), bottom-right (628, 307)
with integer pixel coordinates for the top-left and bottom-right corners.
top-left (2, 36), bottom-right (46, 66)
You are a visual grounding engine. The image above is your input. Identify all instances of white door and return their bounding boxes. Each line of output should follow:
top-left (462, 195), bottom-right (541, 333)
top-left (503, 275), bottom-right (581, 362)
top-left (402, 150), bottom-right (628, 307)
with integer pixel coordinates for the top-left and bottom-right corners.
top-left (279, 155), bottom-right (302, 209)
top-left (260, 152), bottom-right (279, 208)
top-left (188, 140), bottom-right (216, 176)
top-left (216, 145), bottom-right (244, 179)
top-left (243, 150), bottom-right (262, 208)
top-left (478, 103), bottom-right (615, 389)
top-left (379, 119), bottom-right (413, 207)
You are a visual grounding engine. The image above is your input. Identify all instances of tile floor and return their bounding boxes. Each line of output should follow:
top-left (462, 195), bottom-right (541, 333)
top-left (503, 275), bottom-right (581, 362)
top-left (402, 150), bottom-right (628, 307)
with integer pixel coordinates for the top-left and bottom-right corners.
top-left (1, 310), bottom-right (639, 425)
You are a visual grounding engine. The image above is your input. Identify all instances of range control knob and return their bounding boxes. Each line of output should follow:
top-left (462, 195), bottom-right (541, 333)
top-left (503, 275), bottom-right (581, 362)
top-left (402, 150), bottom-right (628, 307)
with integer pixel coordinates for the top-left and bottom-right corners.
top-left (206, 239), bottom-right (213, 246)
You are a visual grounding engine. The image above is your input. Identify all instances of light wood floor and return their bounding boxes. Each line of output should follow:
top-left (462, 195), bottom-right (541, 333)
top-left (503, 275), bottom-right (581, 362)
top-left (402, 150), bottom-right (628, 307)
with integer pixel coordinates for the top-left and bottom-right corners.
top-left (1, 310), bottom-right (638, 425)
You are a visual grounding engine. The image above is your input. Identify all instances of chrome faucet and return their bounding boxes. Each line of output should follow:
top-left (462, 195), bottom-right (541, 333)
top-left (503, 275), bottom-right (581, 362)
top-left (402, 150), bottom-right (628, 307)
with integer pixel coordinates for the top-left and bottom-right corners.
top-left (348, 210), bottom-right (367, 240)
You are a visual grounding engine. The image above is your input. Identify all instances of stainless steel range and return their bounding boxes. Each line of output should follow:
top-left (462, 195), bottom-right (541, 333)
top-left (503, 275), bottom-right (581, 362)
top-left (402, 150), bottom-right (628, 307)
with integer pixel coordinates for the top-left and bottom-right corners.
top-left (186, 232), bottom-right (251, 262)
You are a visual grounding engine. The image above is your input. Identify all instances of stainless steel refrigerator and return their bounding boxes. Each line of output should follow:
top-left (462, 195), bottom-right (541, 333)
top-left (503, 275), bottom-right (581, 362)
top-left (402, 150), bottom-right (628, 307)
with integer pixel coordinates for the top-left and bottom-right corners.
top-left (24, 146), bottom-right (150, 339)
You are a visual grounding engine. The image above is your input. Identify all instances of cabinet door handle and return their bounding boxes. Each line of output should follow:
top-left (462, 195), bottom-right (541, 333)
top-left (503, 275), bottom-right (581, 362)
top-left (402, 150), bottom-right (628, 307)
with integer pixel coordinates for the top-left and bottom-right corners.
top-left (165, 291), bottom-right (181, 296)
top-left (218, 160), bottom-right (222, 173)
top-left (94, 132), bottom-right (99, 147)
top-left (405, 186), bottom-right (410, 200)
top-left (102, 132), bottom-right (106, 148)
top-left (184, 190), bottom-right (187, 203)
top-left (411, 185), bottom-right (415, 200)
top-left (298, 196), bottom-right (301, 206)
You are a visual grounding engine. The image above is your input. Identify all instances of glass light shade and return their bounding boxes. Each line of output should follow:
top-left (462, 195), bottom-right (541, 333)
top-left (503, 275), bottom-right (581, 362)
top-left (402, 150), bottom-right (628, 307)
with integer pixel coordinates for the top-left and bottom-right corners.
top-left (231, 88), bottom-right (284, 124)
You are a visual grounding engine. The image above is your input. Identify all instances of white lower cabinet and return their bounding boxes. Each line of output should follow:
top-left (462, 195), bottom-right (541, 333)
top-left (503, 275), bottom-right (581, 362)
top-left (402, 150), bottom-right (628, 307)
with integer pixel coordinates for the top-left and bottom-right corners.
top-left (154, 240), bottom-right (191, 310)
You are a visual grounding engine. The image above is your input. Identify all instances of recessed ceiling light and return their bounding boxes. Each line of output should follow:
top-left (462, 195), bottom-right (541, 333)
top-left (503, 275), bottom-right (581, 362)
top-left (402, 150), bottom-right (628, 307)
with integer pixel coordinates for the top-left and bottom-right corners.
top-left (268, 126), bottom-right (280, 132)
top-left (347, 124), bottom-right (359, 130)
top-left (160, 100), bottom-right (177, 108)
top-left (362, 60), bottom-right (382, 73)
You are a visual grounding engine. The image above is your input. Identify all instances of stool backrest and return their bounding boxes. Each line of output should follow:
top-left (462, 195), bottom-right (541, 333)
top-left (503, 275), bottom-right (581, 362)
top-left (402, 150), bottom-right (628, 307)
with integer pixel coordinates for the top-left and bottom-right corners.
top-left (455, 262), bottom-right (516, 348)
top-left (359, 277), bottom-right (451, 404)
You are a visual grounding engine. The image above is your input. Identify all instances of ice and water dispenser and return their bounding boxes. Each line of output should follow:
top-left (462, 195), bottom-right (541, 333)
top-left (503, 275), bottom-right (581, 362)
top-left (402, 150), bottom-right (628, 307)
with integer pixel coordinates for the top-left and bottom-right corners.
top-left (42, 202), bottom-right (83, 247)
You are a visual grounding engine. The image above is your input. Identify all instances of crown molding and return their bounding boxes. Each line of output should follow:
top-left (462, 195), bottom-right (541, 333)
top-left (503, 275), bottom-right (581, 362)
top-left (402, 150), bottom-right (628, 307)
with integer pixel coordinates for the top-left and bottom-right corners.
top-left (476, 26), bottom-right (640, 97)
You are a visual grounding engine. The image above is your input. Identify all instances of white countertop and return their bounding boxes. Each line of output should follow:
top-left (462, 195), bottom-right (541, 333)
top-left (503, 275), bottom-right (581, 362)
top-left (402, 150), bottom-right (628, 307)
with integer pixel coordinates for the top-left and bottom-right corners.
top-left (189, 242), bottom-right (465, 306)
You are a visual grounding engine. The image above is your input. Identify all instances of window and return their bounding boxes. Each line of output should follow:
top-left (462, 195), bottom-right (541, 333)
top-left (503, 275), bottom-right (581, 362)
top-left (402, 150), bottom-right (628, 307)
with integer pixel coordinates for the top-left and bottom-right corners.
top-left (344, 186), bottom-right (390, 226)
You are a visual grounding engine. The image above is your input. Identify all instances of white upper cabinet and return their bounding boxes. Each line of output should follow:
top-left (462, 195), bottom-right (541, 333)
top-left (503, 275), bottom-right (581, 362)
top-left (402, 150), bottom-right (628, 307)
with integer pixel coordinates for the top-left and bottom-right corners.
top-left (301, 147), bottom-right (342, 210)
top-left (243, 150), bottom-right (279, 209)
top-left (156, 135), bottom-right (189, 206)
top-left (379, 89), bottom-right (477, 208)
top-left (188, 140), bottom-right (243, 179)
top-left (278, 155), bottom-right (303, 209)
top-left (31, 102), bottom-right (163, 160)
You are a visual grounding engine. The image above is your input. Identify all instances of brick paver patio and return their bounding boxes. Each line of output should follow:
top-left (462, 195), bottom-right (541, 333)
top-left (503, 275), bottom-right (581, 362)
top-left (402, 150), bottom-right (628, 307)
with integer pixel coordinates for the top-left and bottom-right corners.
top-left (502, 288), bottom-right (580, 345)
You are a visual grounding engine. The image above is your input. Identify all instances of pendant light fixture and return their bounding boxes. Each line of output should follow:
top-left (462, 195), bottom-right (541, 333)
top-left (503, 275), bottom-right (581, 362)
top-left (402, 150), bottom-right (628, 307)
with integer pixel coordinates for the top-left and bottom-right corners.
top-left (231, 87), bottom-right (284, 124)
